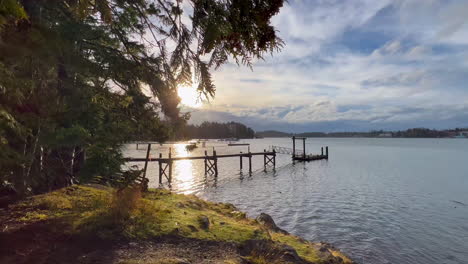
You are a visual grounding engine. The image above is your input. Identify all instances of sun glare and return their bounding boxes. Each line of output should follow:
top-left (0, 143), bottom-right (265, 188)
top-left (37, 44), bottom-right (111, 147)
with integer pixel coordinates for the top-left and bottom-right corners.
top-left (178, 85), bottom-right (202, 108)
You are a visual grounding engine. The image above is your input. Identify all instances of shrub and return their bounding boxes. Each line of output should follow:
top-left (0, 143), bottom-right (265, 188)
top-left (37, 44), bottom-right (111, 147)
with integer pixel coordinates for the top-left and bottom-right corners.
top-left (109, 186), bottom-right (142, 224)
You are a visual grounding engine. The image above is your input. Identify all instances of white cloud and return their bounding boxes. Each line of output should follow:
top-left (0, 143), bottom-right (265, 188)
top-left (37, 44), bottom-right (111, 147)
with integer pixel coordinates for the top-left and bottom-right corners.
top-left (196, 0), bottom-right (468, 131)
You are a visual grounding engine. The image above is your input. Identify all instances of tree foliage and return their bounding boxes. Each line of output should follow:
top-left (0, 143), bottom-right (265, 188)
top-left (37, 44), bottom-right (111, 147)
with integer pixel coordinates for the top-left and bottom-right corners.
top-left (0, 0), bottom-right (283, 195)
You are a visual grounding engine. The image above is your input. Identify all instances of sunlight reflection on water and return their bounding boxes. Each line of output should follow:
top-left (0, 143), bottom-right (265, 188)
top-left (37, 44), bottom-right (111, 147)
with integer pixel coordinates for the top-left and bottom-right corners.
top-left (123, 138), bottom-right (468, 264)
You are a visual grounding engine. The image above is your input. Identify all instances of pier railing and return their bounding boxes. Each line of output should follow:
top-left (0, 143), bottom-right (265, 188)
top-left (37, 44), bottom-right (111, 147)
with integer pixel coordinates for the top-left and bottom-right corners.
top-left (269, 146), bottom-right (303, 156)
top-left (270, 145), bottom-right (329, 161)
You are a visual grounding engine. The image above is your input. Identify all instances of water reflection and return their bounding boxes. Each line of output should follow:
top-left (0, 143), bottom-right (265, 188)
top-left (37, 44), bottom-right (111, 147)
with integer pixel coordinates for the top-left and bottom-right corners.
top-left (123, 138), bottom-right (468, 264)
top-left (172, 144), bottom-right (195, 193)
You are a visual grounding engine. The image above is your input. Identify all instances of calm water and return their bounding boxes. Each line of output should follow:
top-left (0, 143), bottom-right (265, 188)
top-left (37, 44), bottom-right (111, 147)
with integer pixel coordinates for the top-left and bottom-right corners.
top-left (123, 138), bottom-right (468, 264)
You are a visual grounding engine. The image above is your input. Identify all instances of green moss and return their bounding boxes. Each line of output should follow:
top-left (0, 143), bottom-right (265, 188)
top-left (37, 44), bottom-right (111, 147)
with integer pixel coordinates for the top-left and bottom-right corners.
top-left (7, 185), bottom-right (353, 263)
top-left (271, 232), bottom-right (321, 263)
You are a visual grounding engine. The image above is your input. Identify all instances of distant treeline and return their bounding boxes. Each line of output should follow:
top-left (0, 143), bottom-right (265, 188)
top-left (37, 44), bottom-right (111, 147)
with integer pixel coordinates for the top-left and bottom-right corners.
top-left (181, 122), bottom-right (255, 139)
top-left (256, 128), bottom-right (468, 138)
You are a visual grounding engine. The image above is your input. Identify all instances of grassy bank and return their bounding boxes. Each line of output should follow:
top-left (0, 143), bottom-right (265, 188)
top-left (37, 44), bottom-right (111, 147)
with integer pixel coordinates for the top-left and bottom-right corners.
top-left (0, 185), bottom-right (354, 264)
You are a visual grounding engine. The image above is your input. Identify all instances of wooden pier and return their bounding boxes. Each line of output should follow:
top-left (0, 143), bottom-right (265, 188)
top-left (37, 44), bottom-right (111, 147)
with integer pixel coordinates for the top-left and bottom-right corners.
top-left (125, 144), bottom-right (276, 184)
top-left (127, 137), bottom-right (329, 185)
top-left (270, 136), bottom-right (328, 162)
top-left (292, 136), bottom-right (328, 161)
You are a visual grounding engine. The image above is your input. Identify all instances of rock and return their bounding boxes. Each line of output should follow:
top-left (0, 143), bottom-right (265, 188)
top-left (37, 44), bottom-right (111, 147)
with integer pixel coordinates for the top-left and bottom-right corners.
top-left (197, 215), bottom-right (210, 230)
top-left (223, 203), bottom-right (237, 211)
top-left (253, 229), bottom-right (270, 239)
top-left (230, 210), bottom-right (246, 219)
top-left (312, 243), bottom-right (354, 264)
top-left (187, 225), bottom-right (198, 232)
top-left (186, 200), bottom-right (203, 209)
top-left (256, 213), bottom-right (289, 234)
top-left (239, 240), bottom-right (307, 264)
top-left (319, 245), bottom-right (329, 252)
top-left (170, 227), bottom-right (180, 235)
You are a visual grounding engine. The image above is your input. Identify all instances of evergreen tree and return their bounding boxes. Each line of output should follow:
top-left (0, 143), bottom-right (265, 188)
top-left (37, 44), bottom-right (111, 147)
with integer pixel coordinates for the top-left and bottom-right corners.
top-left (0, 0), bottom-right (284, 195)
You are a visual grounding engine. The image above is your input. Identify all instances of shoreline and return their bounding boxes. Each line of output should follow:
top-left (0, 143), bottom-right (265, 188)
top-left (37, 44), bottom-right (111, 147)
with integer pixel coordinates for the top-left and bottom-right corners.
top-left (0, 185), bottom-right (355, 264)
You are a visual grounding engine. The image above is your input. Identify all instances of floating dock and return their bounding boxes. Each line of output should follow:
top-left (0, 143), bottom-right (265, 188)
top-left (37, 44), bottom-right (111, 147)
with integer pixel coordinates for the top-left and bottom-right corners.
top-left (270, 136), bottom-right (328, 162)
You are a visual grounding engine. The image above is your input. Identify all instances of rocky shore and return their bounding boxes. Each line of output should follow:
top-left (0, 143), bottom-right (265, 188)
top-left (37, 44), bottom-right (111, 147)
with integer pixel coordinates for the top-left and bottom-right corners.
top-left (0, 185), bottom-right (355, 264)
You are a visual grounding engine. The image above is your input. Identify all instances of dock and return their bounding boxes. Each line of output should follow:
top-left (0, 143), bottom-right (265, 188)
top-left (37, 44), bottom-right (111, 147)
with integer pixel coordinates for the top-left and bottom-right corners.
top-left (270, 136), bottom-right (328, 162)
top-left (125, 145), bottom-right (276, 185)
top-left (126, 137), bottom-right (328, 185)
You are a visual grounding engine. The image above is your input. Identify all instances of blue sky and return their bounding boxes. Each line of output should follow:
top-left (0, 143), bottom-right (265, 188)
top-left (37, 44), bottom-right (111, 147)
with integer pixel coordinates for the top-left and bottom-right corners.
top-left (187, 0), bottom-right (468, 132)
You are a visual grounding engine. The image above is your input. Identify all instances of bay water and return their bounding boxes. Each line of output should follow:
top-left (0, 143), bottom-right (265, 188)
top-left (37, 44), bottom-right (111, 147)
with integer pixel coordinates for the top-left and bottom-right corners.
top-left (123, 138), bottom-right (468, 264)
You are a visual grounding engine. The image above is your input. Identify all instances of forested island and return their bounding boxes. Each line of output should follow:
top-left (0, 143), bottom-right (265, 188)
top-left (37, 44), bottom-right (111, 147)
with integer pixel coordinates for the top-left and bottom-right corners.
top-left (179, 122), bottom-right (255, 139)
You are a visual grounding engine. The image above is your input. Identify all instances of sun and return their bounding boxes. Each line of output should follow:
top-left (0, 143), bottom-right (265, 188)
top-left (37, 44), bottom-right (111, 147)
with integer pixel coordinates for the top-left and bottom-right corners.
top-left (177, 85), bottom-right (202, 108)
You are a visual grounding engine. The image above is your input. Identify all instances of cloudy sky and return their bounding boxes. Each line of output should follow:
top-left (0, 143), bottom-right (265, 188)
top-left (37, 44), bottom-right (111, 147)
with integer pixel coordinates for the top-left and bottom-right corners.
top-left (186, 0), bottom-right (468, 132)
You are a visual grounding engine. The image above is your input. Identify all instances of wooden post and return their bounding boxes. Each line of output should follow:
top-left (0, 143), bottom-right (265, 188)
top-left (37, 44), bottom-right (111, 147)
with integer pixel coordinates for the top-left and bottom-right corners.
top-left (142, 144), bottom-right (151, 179)
top-left (158, 153), bottom-right (162, 184)
top-left (248, 153), bottom-right (252, 174)
top-left (263, 149), bottom-right (267, 171)
top-left (204, 150), bottom-right (208, 174)
top-left (168, 149), bottom-right (172, 183)
top-left (303, 138), bottom-right (306, 158)
top-left (292, 136), bottom-right (296, 158)
top-left (321, 147), bottom-right (324, 156)
top-left (136, 143), bottom-right (139, 150)
top-left (239, 152), bottom-right (243, 170)
top-left (213, 150), bottom-right (218, 177)
top-left (326, 146), bottom-right (329, 159)
top-left (273, 149), bottom-right (276, 169)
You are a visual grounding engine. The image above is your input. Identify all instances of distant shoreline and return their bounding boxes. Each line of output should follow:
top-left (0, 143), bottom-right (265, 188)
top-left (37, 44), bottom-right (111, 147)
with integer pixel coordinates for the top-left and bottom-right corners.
top-left (255, 128), bottom-right (468, 139)
top-left (255, 136), bottom-right (468, 139)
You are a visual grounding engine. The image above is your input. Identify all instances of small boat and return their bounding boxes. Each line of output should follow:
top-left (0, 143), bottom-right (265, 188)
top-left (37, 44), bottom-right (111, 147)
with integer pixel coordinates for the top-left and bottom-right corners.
top-left (219, 138), bottom-right (239, 142)
top-left (185, 142), bottom-right (198, 151)
top-left (228, 142), bottom-right (250, 146)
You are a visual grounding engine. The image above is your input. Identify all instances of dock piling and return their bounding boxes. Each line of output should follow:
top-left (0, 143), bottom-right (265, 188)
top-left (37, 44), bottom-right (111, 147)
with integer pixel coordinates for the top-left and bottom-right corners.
top-left (248, 152), bottom-right (252, 174)
top-left (204, 150), bottom-right (208, 174)
top-left (142, 143), bottom-right (151, 179)
top-left (326, 146), bottom-right (329, 159)
top-left (273, 149), bottom-right (276, 169)
top-left (168, 148), bottom-right (172, 182)
top-left (203, 150), bottom-right (218, 177)
top-left (158, 153), bottom-right (162, 184)
top-left (213, 150), bottom-right (218, 177)
top-left (292, 136), bottom-right (296, 158)
top-left (303, 138), bottom-right (306, 158)
top-left (239, 152), bottom-right (243, 170)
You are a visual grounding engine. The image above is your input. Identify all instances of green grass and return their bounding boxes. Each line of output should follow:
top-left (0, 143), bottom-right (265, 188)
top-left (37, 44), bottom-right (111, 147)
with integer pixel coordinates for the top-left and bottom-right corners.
top-left (270, 232), bottom-right (321, 263)
top-left (9, 185), bottom-right (353, 263)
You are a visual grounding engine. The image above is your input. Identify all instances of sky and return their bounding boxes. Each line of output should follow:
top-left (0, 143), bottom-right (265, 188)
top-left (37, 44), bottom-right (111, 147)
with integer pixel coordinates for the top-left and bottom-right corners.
top-left (185, 0), bottom-right (468, 132)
